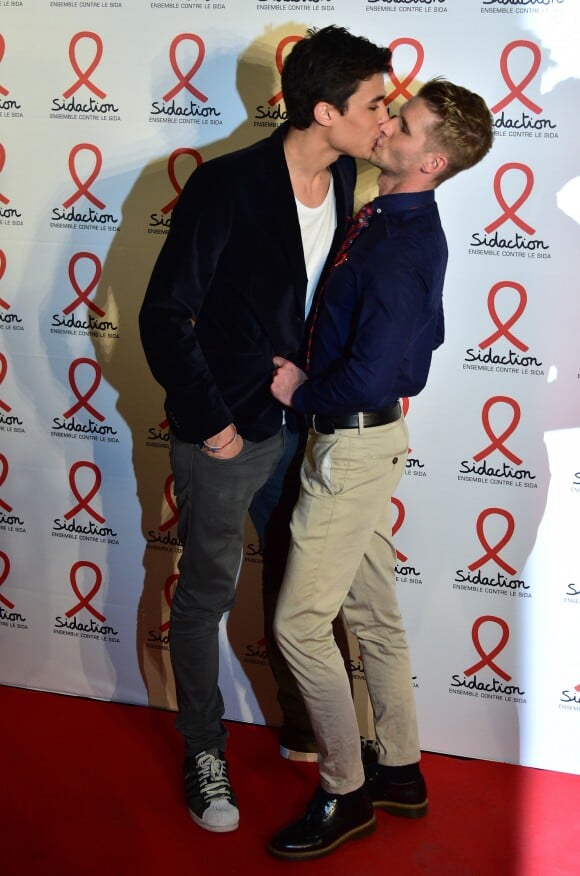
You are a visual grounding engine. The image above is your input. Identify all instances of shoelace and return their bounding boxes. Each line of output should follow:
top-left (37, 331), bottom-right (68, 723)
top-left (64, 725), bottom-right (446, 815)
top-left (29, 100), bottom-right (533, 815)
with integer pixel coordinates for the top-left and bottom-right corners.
top-left (195, 753), bottom-right (233, 801)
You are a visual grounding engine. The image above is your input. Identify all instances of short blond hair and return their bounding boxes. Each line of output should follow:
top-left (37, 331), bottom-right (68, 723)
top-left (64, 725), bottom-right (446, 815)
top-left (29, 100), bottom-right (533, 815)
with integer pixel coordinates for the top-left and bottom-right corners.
top-left (418, 78), bottom-right (494, 183)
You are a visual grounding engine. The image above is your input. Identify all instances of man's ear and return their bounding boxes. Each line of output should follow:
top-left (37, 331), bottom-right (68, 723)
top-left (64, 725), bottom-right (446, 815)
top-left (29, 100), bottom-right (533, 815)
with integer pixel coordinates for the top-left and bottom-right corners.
top-left (422, 152), bottom-right (448, 179)
top-left (313, 101), bottom-right (335, 127)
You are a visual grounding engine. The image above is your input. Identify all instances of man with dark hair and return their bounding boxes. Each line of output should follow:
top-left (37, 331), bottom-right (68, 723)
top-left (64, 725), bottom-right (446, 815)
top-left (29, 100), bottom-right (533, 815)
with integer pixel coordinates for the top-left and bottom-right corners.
top-left (268, 78), bottom-right (494, 859)
top-left (139, 26), bottom-right (391, 834)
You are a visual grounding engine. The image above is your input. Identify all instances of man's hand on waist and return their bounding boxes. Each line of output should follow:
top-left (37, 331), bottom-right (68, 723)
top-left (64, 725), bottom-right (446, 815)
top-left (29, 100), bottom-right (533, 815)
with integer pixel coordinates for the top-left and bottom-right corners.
top-left (271, 357), bottom-right (308, 408)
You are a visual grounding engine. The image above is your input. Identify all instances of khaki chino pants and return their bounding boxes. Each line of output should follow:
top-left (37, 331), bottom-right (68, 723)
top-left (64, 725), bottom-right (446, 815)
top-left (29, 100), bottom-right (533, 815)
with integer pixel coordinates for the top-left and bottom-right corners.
top-left (274, 415), bottom-right (421, 794)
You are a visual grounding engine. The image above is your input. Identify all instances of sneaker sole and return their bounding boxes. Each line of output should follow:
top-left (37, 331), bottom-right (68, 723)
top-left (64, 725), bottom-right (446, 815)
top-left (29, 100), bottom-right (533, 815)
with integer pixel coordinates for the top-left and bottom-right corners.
top-left (189, 809), bottom-right (239, 833)
top-left (373, 797), bottom-right (428, 818)
top-left (279, 745), bottom-right (319, 763)
top-left (267, 814), bottom-right (376, 860)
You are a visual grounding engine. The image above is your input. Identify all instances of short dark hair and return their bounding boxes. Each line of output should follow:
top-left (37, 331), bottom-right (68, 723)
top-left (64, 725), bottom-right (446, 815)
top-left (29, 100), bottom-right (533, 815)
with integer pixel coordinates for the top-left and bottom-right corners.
top-left (282, 26), bottom-right (392, 130)
top-left (417, 78), bottom-right (494, 183)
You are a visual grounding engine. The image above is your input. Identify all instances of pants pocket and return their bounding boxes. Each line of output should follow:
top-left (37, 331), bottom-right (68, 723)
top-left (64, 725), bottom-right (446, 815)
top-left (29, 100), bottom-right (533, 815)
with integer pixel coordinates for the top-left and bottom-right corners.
top-left (302, 432), bottom-right (348, 495)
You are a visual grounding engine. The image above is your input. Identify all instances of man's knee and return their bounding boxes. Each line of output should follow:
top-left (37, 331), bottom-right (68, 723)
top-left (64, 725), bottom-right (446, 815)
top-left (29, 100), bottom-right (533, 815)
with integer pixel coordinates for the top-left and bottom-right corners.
top-left (272, 603), bottom-right (299, 662)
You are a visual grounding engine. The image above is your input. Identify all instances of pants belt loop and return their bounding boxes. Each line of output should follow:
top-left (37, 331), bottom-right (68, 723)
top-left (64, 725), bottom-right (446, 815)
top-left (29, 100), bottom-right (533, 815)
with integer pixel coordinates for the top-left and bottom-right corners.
top-left (357, 411), bottom-right (364, 434)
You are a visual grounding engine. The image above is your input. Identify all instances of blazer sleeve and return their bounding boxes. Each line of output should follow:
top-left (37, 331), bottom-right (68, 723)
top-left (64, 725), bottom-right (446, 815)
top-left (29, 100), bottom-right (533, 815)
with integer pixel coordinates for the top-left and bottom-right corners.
top-left (139, 164), bottom-right (234, 443)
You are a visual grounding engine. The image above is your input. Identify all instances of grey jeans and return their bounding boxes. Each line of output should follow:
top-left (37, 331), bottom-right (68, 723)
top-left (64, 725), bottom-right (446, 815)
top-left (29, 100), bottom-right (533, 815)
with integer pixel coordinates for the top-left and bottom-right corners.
top-left (169, 429), bottom-right (284, 756)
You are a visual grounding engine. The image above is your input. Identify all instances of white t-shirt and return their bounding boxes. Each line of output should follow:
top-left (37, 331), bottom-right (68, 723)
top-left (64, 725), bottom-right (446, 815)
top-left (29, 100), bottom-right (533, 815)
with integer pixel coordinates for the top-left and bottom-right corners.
top-left (295, 174), bottom-right (336, 319)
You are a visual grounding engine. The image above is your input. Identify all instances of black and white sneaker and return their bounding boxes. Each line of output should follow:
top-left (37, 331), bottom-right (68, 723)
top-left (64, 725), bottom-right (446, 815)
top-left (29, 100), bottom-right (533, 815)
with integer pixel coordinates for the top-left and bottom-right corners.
top-left (185, 748), bottom-right (239, 833)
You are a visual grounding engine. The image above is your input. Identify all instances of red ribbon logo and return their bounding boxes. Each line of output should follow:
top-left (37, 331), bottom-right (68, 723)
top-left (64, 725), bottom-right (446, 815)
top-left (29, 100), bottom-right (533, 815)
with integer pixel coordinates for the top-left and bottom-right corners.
top-left (268, 35), bottom-right (304, 107)
top-left (473, 396), bottom-right (523, 466)
top-left (64, 461), bottom-right (105, 523)
top-left (468, 508), bottom-right (517, 576)
top-left (64, 252), bottom-right (105, 316)
top-left (0, 453), bottom-right (13, 513)
top-left (485, 163), bottom-right (535, 236)
top-left (63, 358), bottom-right (105, 421)
top-left (66, 560), bottom-right (106, 622)
top-left (0, 550), bottom-right (14, 609)
top-left (159, 573), bottom-right (179, 632)
top-left (161, 148), bottom-right (203, 215)
top-left (391, 497), bottom-right (408, 563)
top-left (0, 144), bottom-right (9, 205)
top-left (0, 352), bottom-right (11, 413)
top-left (464, 615), bottom-right (512, 681)
top-left (63, 32), bottom-right (107, 99)
top-left (492, 40), bottom-right (542, 115)
top-left (163, 34), bottom-right (207, 103)
top-left (479, 281), bottom-right (529, 352)
top-left (385, 38), bottom-right (424, 107)
top-left (62, 143), bottom-right (106, 210)
top-left (0, 248), bottom-right (9, 310)
top-left (159, 475), bottom-right (179, 532)
top-left (0, 35), bottom-right (9, 97)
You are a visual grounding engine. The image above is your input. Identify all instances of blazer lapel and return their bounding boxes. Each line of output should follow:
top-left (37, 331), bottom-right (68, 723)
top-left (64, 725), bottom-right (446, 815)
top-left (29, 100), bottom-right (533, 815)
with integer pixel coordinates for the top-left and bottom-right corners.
top-left (249, 128), bottom-right (355, 357)
top-left (264, 124), bottom-right (308, 299)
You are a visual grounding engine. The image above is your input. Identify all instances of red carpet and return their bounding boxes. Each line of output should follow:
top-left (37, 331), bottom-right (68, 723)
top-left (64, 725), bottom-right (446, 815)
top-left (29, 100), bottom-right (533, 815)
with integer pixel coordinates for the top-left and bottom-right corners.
top-left (2, 684), bottom-right (578, 875)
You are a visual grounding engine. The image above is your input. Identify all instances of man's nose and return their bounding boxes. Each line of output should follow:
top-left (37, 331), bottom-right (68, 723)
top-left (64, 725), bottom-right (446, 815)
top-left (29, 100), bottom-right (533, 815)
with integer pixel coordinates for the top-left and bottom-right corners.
top-left (378, 114), bottom-right (394, 136)
top-left (377, 101), bottom-right (390, 126)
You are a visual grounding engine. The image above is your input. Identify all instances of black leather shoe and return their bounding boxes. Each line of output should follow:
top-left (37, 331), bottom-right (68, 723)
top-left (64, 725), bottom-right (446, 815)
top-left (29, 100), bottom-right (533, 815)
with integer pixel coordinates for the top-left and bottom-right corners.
top-left (365, 763), bottom-right (428, 818)
top-left (268, 785), bottom-right (376, 860)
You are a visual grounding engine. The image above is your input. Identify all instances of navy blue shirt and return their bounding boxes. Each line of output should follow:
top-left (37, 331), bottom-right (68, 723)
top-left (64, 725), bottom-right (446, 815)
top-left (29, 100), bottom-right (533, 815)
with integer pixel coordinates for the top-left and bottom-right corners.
top-left (292, 190), bottom-right (448, 417)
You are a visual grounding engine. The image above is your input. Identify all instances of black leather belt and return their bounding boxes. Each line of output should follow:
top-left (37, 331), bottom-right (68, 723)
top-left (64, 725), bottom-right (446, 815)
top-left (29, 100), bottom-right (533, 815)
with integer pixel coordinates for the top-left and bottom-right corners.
top-left (307, 402), bottom-right (401, 435)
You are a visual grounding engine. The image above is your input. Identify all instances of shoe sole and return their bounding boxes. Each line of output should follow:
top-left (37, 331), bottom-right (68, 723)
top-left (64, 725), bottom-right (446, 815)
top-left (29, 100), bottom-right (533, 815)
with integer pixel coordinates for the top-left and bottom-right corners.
top-left (267, 814), bottom-right (376, 860)
top-left (373, 798), bottom-right (428, 818)
top-left (279, 745), bottom-right (319, 763)
top-left (189, 809), bottom-right (239, 833)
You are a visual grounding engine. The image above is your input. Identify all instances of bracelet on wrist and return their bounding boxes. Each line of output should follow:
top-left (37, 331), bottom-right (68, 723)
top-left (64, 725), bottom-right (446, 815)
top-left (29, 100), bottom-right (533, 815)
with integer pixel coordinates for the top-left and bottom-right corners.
top-left (203, 425), bottom-right (237, 452)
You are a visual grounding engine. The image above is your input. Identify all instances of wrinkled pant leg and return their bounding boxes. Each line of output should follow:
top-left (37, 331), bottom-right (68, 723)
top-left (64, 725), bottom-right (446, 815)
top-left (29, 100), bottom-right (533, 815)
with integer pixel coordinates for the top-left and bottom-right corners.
top-left (169, 432), bottom-right (283, 756)
top-left (342, 507), bottom-right (420, 767)
top-left (248, 426), bottom-right (314, 739)
top-left (275, 420), bottom-right (410, 792)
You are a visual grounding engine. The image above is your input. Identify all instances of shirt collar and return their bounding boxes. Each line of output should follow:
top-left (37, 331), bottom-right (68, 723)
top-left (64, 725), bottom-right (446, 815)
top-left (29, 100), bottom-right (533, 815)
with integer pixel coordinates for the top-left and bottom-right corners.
top-left (373, 189), bottom-right (435, 214)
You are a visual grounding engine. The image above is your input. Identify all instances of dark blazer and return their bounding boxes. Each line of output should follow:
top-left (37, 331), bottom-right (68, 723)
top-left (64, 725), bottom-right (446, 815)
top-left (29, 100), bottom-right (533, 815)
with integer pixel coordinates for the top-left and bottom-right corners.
top-left (139, 123), bottom-right (356, 444)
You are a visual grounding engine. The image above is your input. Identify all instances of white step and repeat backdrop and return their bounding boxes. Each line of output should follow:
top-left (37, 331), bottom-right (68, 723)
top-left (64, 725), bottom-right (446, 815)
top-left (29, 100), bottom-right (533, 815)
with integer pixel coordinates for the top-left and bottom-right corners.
top-left (1, 0), bottom-right (579, 774)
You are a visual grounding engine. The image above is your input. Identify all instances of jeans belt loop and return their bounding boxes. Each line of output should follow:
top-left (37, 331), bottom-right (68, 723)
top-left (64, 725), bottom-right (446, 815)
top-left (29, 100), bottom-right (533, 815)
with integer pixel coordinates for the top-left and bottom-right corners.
top-left (358, 411), bottom-right (364, 434)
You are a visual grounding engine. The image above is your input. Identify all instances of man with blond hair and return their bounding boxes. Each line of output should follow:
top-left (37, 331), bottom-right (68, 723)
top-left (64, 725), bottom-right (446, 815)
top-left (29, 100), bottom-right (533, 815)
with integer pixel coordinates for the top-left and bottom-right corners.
top-left (268, 78), bottom-right (494, 860)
